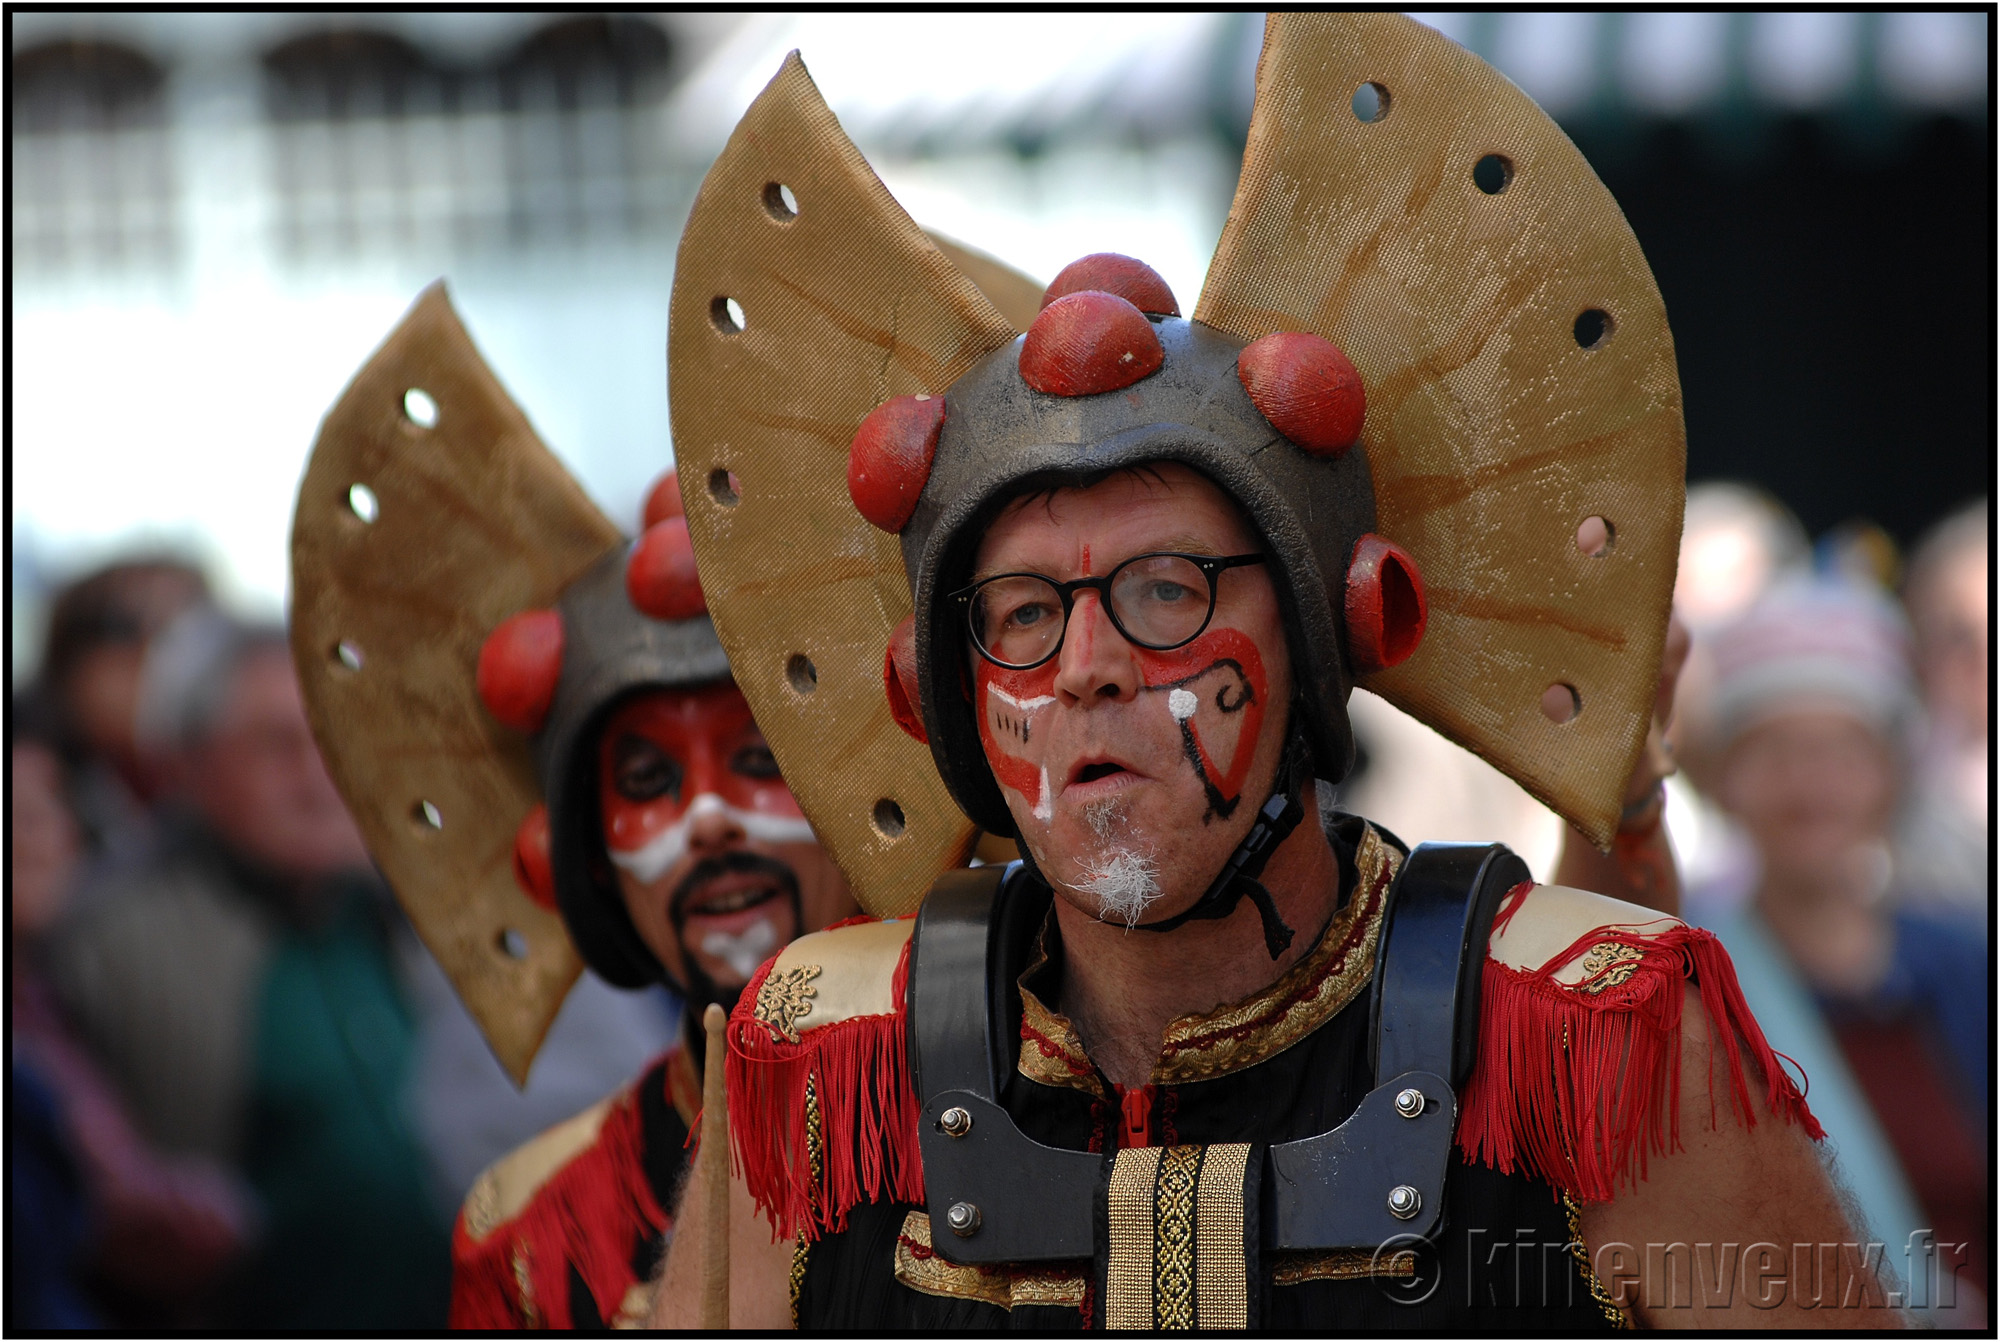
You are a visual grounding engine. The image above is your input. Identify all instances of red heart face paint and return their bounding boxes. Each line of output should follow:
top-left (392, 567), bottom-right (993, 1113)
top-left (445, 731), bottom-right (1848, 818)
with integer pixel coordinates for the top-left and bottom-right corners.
top-left (974, 626), bottom-right (1269, 826)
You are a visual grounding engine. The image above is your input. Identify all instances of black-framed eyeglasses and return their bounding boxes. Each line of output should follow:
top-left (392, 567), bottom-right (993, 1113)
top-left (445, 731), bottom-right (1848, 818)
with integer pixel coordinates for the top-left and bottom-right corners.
top-left (952, 551), bottom-right (1268, 670)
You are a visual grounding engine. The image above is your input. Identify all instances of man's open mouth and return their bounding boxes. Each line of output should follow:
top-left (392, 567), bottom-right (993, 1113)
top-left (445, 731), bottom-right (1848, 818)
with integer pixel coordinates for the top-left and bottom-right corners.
top-left (681, 875), bottom-right (784, 920)
top-left (1057, 755), bottom-right (1148, 806)
top-left (669, 851), bottom-right (803, 929)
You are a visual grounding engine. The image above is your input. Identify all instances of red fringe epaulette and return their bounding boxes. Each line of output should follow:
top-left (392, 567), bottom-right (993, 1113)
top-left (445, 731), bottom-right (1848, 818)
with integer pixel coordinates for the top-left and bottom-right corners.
top-left (727, 925), bottom-right (925, 1242)
top-left (1455, 916), bottom-right (1823, 1206)
top-left (448, 1070), bottom-right (672, 1328)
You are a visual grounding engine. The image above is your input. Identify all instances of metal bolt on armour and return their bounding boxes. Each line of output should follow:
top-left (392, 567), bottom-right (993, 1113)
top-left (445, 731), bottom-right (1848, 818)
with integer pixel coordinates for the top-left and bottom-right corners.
top-left (939, 1106), bottom-right (973, 1137)
top-left (1394, 1088), bottom-right (1425, 1118)
top-left (1387, 1185), bottom-right (1421, 1219)
top-left (945, 1202), bottom-right (982, 1236)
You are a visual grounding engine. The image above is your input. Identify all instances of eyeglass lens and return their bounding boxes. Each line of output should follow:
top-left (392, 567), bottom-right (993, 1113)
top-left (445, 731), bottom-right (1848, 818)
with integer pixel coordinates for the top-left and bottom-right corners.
top-left (969, 554), bottom-right (1218, 667)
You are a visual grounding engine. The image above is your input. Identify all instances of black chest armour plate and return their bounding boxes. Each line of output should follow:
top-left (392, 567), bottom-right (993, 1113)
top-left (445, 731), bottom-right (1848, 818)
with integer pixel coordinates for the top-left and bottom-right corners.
top-left (906, 839), bottom-right (1528, 1264)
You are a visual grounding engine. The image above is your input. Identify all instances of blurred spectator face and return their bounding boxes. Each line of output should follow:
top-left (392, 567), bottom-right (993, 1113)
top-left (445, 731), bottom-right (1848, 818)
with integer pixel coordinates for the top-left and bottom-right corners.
top-left (1716, 704), bottom-right (1899, 883)
top-left (184, 646), bottom-right (370, 880)
top-left (1674, 483), bottom-right (1810, 633)
top-left (1907, 527), bottom-right (1987, 740)
top-left (12, 741), bottom-right (83, 937)
top-left (41, 561), bottom-right (209, 778)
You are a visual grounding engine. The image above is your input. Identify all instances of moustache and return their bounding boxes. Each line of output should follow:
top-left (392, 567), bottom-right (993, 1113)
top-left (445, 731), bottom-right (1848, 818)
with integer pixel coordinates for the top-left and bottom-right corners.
top-left (667, 850), bottom-right (802, 928)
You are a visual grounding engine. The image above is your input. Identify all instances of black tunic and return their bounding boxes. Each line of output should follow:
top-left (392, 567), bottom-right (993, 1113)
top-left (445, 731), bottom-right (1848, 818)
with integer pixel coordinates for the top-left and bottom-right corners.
top-left (793, 817), bottom-right (1624, 1331)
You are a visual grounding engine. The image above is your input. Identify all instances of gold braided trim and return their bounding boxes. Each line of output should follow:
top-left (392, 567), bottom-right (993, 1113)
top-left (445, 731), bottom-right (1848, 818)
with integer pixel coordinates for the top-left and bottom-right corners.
top-left (1105, 1144), bottom-right (1254, 1330)
top-left (511, 1243), bottom-right (538, 1327)
top-left (892, 1211), bottom-right (1087, 1311)
top-left (1017, 960), bottom-right (1107, 1099)
top-left (1565, 1192), bottom-right (1632, 1329)
top-left (1151, 824), bottom-right (1400, 1084)
top-left (1152, 1146), bottom-right (1201, 1328)
top-left (790, 1076), bottom-right (823, 1328)
top-left (1105, 1146), bottom-right (1165, 1329)
top-left (1193, 1143), bottom-right (1252, 1329)
top-left (1574, 941), bottom-right (1645, 995)
top-left (1271, 1248), bottom-right (1418, 1285)
top-left (1015, 824), bottom-right (1401, 1096)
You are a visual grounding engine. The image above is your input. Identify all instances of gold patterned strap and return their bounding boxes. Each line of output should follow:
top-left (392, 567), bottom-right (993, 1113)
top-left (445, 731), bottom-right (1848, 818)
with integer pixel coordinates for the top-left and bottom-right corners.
top-left (892, 1210), bottom-right (1088, 1312)
top-left (1105, 1144), bottom-right (1256, 1331)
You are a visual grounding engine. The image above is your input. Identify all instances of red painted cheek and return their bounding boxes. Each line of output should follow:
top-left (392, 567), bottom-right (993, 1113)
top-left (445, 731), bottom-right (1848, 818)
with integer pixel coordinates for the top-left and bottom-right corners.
top-left (602, 793), bottom-right (687, 852)
top-left (736, 779), bottom-right (805, 820)
top-left (1136, 628), bottom-right (1270, 803)
top-left (975, 659), bottom-right (1057, 805)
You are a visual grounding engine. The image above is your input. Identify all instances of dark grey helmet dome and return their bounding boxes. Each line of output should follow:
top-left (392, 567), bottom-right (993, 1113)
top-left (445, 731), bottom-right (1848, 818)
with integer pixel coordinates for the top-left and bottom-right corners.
top-left (899, 317), bottom-right (1378, 838)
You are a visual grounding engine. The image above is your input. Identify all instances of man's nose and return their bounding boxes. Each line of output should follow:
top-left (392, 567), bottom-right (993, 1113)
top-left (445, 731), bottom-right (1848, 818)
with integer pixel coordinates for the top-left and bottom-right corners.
top-left (683, 793), bottom-right (746, 852)
top-left (1052, 590), bottom-right (1141, 706)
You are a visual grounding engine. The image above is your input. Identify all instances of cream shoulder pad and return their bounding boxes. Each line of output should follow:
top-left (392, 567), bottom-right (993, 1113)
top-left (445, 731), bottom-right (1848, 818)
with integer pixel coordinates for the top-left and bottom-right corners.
top-left (459, 1093), bottom-right (615, 1242)
top-left (1485, 884), bottom-right (1683, 986)
top-left (748, 917), bottom-right (914, 1041)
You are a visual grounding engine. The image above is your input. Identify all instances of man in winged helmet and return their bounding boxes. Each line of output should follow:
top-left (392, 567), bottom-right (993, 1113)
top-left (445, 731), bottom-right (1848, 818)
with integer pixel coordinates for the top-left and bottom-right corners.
top-left (288, 296), bottom-right (867, 1328)
top-left (291, 240), bottom-right (1050, 1328)
top-left (653, 15), bottom-right (1901, 1330)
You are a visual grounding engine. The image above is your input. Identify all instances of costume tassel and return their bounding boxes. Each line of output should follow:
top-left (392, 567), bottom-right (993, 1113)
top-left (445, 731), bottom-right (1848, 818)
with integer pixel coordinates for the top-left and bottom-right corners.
top-left (447, 1077), bottom-right (671, 1328)
top-left (1456, 923), bottom-right (1823, 1206)
top-left (728, 938), bottom-right (924, 1242)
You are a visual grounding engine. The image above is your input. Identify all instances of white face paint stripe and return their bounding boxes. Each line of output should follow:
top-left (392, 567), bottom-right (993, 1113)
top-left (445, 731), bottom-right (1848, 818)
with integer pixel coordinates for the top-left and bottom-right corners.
top-left (607, 793), bottom-right (816, 885)
top-left (988, 684), bottom-right (1056, 712)
top-left (1033, 764), bottom-right (1053, 821)
top-left (701, 918), bottom-right (780, 980)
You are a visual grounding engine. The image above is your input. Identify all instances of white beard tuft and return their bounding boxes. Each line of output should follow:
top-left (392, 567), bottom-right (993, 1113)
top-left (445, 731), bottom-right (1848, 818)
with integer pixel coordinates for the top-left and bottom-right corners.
top-left (1078, 847), bottom-right (1162, 928)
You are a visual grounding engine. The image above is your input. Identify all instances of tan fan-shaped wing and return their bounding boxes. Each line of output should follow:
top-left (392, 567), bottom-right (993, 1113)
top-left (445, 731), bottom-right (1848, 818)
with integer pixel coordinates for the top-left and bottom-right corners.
top-left (290, 283), bottom-right (623, 1084)
top-left (669, 53), bottom-right (1019, 916)
top-left (1195, 13), bottom-right (1685, 847)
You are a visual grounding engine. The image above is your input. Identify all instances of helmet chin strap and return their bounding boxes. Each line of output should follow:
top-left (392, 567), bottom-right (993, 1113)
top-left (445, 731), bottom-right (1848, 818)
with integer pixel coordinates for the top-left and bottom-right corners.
top-left (1130, 731), bottom-right (1310, 958)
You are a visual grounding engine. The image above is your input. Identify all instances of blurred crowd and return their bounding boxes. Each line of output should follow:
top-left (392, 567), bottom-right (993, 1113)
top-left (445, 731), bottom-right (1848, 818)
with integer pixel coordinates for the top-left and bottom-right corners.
top-left (11, 489), bottom-right (1988, 1328)
top-left (11, 561), bottom-right (678, 1329)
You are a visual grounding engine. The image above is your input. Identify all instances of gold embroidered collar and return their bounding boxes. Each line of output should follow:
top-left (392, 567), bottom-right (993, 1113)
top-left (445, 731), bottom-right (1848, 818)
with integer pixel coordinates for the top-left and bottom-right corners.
top-left (1016, 823), bottom-right (1401, 1094)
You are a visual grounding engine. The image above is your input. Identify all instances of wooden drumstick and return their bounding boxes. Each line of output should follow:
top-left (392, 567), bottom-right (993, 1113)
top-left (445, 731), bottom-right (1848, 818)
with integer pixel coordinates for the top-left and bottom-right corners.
top-left (699, 1002), bottom-right (731, 1330)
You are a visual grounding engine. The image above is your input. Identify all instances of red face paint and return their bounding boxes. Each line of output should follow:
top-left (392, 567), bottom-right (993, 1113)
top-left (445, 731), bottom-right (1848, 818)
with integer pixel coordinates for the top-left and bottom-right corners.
top-left (1134, 626), bottom-right (1268, 812)
top-left (974, 657), bottom-right (1059, 812)
top-left (971, 622), bottom-right (1271, 824)
top-left (596, 683), bottom-right (801, 857)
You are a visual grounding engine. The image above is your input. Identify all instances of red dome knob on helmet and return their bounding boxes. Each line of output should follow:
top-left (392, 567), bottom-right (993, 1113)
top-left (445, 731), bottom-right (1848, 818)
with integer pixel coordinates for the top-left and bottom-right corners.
top-left (848, 394), bottom-right (945, 533)
top-left (1019, 290), bottom-right (1164, 397)
top-left (477, 608), bottom-right (565, 734)
top-left (1040, 253), bottom-right (1179, 317)
top-left (1238, 331), bottom-right (1366, 456)
top-left (883, 612), bottom-right (926, 744)
top-left (626, 516), bottom-right (707, 621)
top-left (1344, 533), bottom-right (1428, 674)
top-left (511, 803), bottom-right (558, 911)
top-left (641, 468), bottom-right (685, 529)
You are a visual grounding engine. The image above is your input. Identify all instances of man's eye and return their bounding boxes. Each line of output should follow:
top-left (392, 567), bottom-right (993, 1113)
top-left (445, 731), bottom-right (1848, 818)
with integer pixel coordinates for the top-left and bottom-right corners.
top-left (1006, 602), bottom-right (1054, 629)
top-left (613, 735), bottom-right (681, 802)
top-left (732, 744), bottom-right (782, 780)
top-left (1145, 581), bottom-right (1193, 603)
